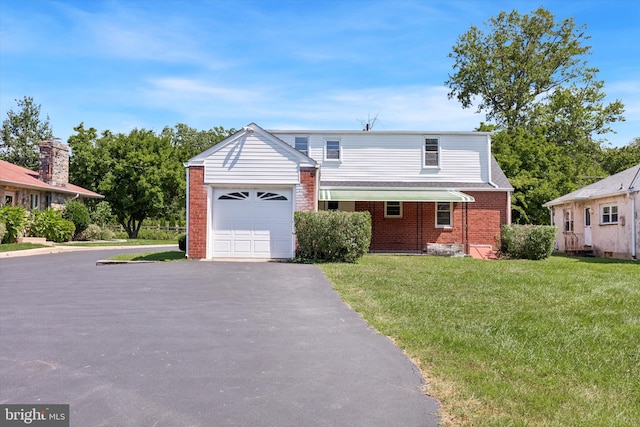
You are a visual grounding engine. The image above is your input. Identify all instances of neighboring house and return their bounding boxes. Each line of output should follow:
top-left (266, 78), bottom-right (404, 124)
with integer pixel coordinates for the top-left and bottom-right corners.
top-left (0, 139), bottom-right (103, 210)
top-left (185, 123), bottom-right (513, 259)
top-left (543, 164), bottom-right (640, 260)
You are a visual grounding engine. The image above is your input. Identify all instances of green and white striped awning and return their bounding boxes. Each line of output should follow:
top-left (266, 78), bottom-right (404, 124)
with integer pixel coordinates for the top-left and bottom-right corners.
top-left (319, 188), bottom-right (475, 202)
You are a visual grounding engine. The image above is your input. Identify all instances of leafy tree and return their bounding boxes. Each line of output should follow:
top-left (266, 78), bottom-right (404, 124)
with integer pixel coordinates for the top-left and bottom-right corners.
top-left (1, 96), bottom-right (53, 170)
top-left (451, 7), bottom-right (625, 223)
top-left (68, 123), bottom-right (102, 193)
top-left (601, 138), bottom-right (640, 174)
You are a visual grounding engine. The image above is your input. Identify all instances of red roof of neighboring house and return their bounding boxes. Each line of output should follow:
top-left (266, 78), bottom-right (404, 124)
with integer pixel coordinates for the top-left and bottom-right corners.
top-left (0, 159), bottom-right (103, 199)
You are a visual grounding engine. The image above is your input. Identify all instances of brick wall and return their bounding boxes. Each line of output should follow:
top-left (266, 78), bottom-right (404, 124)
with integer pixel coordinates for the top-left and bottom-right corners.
top-left (187, 166), bottom-right (207, 259)
top-left (295, 167), bottom-right (317, 212)
top-left (356, 191), bottom-right (509, 252)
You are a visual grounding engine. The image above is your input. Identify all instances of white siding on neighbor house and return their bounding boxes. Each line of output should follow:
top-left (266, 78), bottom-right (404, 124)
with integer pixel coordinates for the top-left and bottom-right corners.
top-left (273, 132), bottom-right (488, 183)
top-left (204, 134), bottom-right (300, 185)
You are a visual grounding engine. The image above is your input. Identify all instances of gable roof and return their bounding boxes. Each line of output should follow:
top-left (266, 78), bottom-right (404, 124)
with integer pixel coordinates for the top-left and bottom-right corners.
top-left (186, 123), bottom-right (317, 167)
top-left (0, 159), bottom-right (103, 199)
top-left (543, 163), bottom-right (640, 207)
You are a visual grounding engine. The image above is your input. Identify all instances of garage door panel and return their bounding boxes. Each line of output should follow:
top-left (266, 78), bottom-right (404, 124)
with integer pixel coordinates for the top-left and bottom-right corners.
top-left (212, 189), bottom-right (293, 258)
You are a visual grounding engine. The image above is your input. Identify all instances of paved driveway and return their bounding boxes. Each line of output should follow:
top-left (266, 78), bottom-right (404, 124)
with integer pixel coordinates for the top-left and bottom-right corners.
top-left (0, 250), bottom-right (439, 426)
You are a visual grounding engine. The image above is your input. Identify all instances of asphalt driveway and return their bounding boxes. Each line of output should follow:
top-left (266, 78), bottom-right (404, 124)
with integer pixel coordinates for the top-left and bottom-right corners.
top-left (0, 249), bottom-right (439, 426)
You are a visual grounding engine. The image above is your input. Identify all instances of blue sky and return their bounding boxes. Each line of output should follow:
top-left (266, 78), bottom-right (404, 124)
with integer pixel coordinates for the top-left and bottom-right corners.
top-left (1, 0), bottom-right (638, 147)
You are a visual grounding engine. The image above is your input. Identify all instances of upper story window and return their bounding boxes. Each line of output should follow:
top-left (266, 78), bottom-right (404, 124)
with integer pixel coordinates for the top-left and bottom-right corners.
top-left (424, 137), bottom-right (439, 167)
top-left (385, 201), bottom-right (402, 218)
top-left (436, 202), bottom-right (452, 227)
top-left (295, 136), bottom-right (309, 156)
top-left (601, 205), bottom-right (618, 224)
top-left (325, 139), bottom-right (341, 161)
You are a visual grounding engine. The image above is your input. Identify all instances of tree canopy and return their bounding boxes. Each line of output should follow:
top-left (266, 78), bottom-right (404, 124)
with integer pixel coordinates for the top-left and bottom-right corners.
top-left (1, 96), bottom-right (53, 170)
top-left (68, 123), bottom-right (234, 237)
top-left (450, 7), bottom-right (626, 223)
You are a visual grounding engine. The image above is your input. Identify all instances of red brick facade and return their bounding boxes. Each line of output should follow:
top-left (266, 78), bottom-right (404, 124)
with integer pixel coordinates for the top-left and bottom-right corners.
top-left (356, 191), bottom-right (508, 252)
top-left (295, 167), bottom-right (317, 212)
top-left (187, 166), bottom-right (207, 259)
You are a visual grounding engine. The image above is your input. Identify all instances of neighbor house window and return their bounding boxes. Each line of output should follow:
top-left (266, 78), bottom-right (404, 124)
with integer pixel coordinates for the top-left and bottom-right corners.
top-left (30, 194), bottom-right (40, 210)
top-left (295, 136), bottom-right (309, 156)
top-left (564, 209), bottom-right (573, 232)
top-left (424, 137), bottom-right (439, 167)
top-left (327, 201), bottom-right (339, 211)
top-left (601, 205), bottom-right (618, 224)
top-left (385, 201), bottom-right (402, 218)
top-left (436, 202), bottom-right (452, 227)
top-left (325, 140), bottom-right (341, 161)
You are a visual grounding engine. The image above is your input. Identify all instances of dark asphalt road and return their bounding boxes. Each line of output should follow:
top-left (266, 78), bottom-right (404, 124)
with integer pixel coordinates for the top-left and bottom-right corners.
top-left (0, 249), bottom-right (439, 426)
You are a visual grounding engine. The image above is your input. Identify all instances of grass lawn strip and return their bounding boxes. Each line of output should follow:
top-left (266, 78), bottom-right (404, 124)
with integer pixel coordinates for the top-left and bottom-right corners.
top-left (0, 243), bottom-right (48, 252)
top-left (107, 251), bottom-right (186, 262)
top-left (320, 255), bottom-right (640, 427)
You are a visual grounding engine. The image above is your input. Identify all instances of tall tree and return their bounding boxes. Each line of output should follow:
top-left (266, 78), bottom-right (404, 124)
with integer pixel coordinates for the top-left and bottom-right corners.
top-left (601, 138), bottom-right (640, 175)
top-left (449, 7), bottom-right (625, 224)
top-left (1, 96), bottom-right (53, 170)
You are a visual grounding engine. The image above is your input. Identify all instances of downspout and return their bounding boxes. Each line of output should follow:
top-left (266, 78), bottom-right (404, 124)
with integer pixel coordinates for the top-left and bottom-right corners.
top-left (184, 164), bottom-right (190, 259)
top-left (627, 166), bottom-right (639, 260)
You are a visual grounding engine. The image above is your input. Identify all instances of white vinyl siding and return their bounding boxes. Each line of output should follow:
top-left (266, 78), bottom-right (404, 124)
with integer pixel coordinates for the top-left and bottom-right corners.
top-left (273, 132), bottom-right (488, 183)
top-left (204, 134), bottom-right (301, 184)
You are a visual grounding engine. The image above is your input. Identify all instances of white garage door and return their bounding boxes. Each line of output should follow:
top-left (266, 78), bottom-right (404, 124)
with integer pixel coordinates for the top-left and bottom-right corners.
top-left (212, 188), bottom-right (294, 258)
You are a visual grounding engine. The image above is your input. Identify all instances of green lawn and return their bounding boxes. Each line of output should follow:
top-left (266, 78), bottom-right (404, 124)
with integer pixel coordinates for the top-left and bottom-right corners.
top-left (0, 243), bottom-right (48, 252)
top-left (320, 255), bottom-right (640, 426)
top-left (108, 251), bottom-right (186, 262)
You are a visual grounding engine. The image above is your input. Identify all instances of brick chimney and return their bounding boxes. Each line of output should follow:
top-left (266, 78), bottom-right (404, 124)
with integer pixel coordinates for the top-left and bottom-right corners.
top-left (39, 138), bottom-right (69, 187)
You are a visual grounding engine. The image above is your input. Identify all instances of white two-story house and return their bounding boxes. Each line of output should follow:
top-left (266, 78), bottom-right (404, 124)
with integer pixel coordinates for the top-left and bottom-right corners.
top-left (185, 123), bottom-right (513, 259)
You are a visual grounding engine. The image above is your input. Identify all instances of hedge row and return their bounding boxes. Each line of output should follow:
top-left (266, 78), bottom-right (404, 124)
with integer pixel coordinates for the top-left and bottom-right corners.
top-left (294, 210), bottom-right (371, 263)
top-left (500, 224), bottom-right (557, 260)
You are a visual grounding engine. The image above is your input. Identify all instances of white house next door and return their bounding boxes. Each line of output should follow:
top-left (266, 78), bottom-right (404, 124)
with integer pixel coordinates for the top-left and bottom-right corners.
top-left (211, 188), bottom-right (294, 258)
top-left (584, 207), bottom-right (592, 246)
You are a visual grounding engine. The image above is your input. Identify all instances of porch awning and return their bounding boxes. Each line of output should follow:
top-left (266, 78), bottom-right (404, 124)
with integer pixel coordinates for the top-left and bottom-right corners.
top-left (319, 188), bottom-right (475, 202)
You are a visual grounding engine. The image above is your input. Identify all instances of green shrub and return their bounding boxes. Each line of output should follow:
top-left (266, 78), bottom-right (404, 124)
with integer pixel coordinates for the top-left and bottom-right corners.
top-left (294, 210), bottom-right (371, 263)
top-left (28, 208), bottom-right (76, 243)
top-left (78, 224), bottom-right (102, 241)
top-left (90, 201), bottom-right (115, 226)
top-left (100, 228), bottom-right (115, 241)
top-left (501, 224), bottom-right (557, 260)
top-left (178, 234), bottom-right (186, 251)
top-left (0, 222), bottom-right (6, 243)
top-left (62, 200), bottom-right (90, 238)
top-left (0, 205), bottom-right (27, 243)
top-left (137, 228), bottom-right (182, 240)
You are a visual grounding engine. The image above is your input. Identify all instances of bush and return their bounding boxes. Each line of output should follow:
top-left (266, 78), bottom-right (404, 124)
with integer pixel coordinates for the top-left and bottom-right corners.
top-left (62, 200), bottom-right (90, 238)
top-left (501, 224), bottom-right (557, 260)
top-left (178, 234), bottom-right (186, 251)
top-left (100, 228), bottom-right (115, 241)
top-left (294, 211), bottom-right (371, 263)
top-left (0, 222), bottom-right (6, 243)
top-left (0, 205), bottom-right (27, 243)
top-left (28, 208), bottom-right (76, 243)
top-left (137, 228), bottom-right (183, 240)
top-left (78, 224), bottom-right (103, 241)
top-left (90, 201), bottom-right (115, 227)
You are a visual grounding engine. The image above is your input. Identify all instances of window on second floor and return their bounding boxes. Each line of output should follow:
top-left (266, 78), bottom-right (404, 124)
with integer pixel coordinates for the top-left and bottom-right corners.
top-left (601, 205), bottom-right (618, 224)
top-left (295, 136), bottom-right (308, 156)
top-left (424, 137), bottom-right (439, 167)
top-left (325, 140), bottom-right (341, 161)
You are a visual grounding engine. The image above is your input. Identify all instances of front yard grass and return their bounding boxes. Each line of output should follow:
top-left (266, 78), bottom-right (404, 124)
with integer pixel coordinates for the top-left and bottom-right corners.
top-left (320, 255), bottom-right (639, 426)
top-left (0, 243), bottom-right (48, 252)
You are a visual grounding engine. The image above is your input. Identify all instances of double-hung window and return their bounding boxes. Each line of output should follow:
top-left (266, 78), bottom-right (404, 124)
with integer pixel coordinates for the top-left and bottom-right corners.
top-left (30, 194), bottom-right (40, 210)
top-left (601, 205), bottom-right (618, 224)
top-left (325, 139), bottom-right (341, 161)
top-left (424, 137), bottom-right (439, 167)
top-left (436, 202), bottom-right (452, 227)
top-left (295, 136), bottom-right (309, 156)
top-left (564, 209), bottom-right (573, 232)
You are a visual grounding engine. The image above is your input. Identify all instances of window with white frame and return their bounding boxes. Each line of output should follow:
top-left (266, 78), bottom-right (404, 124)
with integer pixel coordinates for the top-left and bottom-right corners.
top-left (325, 139), bottom-right (341, 161)
top-left (601, 205), bottom-right (618, 224)
top-left (30, 194), bottom-right (40, 210)
top-left (385, 201), bottom-right (402, 218)
top-left (424, 137), bottom-right (439, 167)
top-left (564, 209), bottom-right (573, 232)
top-left (436, 201), bottom-right (452, 227)
top-left (295, 136), bottom-right (309, 156)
